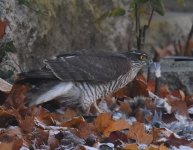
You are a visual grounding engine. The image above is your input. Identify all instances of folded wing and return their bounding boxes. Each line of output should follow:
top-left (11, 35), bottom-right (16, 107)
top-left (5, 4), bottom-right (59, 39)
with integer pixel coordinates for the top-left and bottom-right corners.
top-left (17, 52), bottom-right (131, 83)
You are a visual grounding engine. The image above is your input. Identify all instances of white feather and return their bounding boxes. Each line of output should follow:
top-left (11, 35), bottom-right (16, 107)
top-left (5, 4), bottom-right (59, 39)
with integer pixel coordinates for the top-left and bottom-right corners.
top-left (32, 82), bottom-right (74, 105)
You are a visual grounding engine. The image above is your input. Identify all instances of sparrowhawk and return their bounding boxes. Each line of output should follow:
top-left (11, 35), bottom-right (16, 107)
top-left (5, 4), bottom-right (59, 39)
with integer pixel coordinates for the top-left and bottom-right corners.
top-left (16, 50), bottom-right (151, 113)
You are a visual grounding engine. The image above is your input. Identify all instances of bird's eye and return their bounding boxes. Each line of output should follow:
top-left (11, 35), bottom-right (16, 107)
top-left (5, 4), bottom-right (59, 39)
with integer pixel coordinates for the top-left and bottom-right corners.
top-left (139, 55), bottom-right (147, 61)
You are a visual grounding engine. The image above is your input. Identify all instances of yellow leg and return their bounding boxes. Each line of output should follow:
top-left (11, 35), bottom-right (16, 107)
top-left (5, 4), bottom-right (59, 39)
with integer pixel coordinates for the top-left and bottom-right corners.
top-left (93, 101), bottom-right (103, 113)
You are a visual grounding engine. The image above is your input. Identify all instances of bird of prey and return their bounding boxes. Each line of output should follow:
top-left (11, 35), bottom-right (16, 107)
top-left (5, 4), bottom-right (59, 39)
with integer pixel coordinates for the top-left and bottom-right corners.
top-left (16, 50), bottom-right (152, 113)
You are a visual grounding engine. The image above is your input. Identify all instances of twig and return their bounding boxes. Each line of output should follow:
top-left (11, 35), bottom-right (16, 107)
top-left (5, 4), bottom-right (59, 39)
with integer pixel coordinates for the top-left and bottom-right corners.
top-left (147, 9), bottom-right (154, 28)
top-left (141, 26), bottom-right (147, 49)
top-left (137, 29), bottom-right (141, 50)
top-left (142, 9), bottom-right (154, 49)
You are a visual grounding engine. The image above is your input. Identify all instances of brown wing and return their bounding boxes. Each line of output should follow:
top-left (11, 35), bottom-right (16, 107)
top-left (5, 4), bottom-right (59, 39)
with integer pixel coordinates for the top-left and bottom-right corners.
top-left (17, 52), bottom-right (131, 83)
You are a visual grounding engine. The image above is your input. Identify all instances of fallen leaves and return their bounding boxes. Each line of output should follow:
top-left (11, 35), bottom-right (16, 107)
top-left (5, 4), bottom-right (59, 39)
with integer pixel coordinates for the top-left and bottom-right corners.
top-left (103, 119), bottom-right (130, 137)
top-left (0, 74), bottom-right (192, 149)
top-left (94, 113), bottom-right (112, 133)
top-left (5, 84), bottom-right (30, 109)
top-left (0, 127), bottom-right (23, 150)
top-left (127, 122), bottom-right (153, 144)
top-left (0, 138), bottom-right (22, 150)
top-left (60, 116), bottom-right (85, 128)
top-left (95, 113), bottom-right (130, 137)
top-left (167, 133), bottom-right (193, 148)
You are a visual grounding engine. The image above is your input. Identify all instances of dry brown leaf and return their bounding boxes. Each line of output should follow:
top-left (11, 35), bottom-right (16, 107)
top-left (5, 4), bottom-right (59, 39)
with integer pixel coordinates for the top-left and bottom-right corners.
top-left (0, 107), bottom-right (35, 133)
top-left (104, 119), bottom-right (130, 137)
top-left (152, 127), bottom-right (166, 141)
top-left (115, 74), bottom-right (148, 98)
top-left (0, 127), bottom-right (23, 150)
top-left (168, 133), bottom-right (193, 148)
top-left (5, 84), bottom-right (30, 109)
top-left (147, 80), bottom-right (155, 93)
top-left (77, 122), bottom-right (97, 139)
top-left (119, 101), bottom-right (132, 115)
top-left (95, 113), bottom-right (113, 133)
top-left (34, 128), bottom-right (49, 147)
top-left (18, 115), bottom-right (34, 133)
top-left (135, 109), bottom-right (144, 123)
top-left (48, 132), bottom-right (59, 150)
top-left (127, 77), bottom-right (148, 97)
top-left (147, 81), bottom-right (170, 98)
top-left (0, 108), bottom-right (18, 128)
top-left (0, 139), bottom-right (23, 150)
top-left (38, 108), bottom-right (78, 126)
top-left (123, 143), bottom-right (138, 150)
top-left (107, 131), bottom-right (128, 143)
top-left (185, 95), bottom-right (193, 107)
top-left (145, 145), bottom-right (159, 150)
top-left (114, 86), bottom-right (130, 97)
top-left (35, 107), bottom-right (76, 126)
top-left (159, 143), bottom-right (169, 150)
top-left (167, 95), bottom-right (188, 116)
top-left (171, 90), bottom-right (185, 101)
top-left (94, 113), bottom-right (130, 137)
top-left (135, 109), bottom-right (152, 123)
top-left (0, 107), bottom-right (35, 132)
top-left (136, 74), bottom-right (147, 82)
top-left (104, 95), bottom-right (114, 106)
top-left (127, 122), bottom-right (153, 144)
top-left (158, 85), bottom-right (170, 98)
top-left (60, 116), bottom-right (85, 128)
top-left (35, 108), bottom-right (58, 126)
top-left (144, 98), bottom-right (156, 110)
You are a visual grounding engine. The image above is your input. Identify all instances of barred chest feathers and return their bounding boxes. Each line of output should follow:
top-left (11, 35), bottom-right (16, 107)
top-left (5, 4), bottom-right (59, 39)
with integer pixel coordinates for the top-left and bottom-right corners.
top-left (77, 66), bottom-right (140, 111)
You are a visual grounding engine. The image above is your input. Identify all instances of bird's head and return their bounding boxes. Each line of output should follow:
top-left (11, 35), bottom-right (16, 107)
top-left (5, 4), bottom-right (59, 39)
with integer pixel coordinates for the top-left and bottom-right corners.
top-left (123, 50), bottom-right (152, 68)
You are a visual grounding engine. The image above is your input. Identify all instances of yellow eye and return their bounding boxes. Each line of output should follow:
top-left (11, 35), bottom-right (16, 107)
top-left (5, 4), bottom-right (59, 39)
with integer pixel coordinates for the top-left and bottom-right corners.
top-left (139, 55), bottom-right (147, 61)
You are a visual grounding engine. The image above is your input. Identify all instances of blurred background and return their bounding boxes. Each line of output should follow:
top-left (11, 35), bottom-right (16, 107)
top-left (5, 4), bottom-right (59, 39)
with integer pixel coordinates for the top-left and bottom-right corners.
top-left (0, 0), bottom-right (192, 92)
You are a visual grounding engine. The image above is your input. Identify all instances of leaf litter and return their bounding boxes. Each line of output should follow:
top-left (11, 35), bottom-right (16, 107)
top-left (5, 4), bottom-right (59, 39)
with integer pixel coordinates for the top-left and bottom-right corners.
top-left (0, 75), bottom-right (193, 150)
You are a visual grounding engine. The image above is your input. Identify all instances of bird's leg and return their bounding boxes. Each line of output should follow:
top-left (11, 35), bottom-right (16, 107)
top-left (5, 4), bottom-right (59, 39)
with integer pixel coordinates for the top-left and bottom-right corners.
top-left (93, 100), bottom-right (103, 113)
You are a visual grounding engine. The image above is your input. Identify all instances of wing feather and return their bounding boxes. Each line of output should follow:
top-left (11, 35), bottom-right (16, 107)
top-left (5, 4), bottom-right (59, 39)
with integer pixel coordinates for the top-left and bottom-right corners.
top-left (17, 52), bottom-right (131, 83)
top-left (44, 52), bottom-right (131, 82)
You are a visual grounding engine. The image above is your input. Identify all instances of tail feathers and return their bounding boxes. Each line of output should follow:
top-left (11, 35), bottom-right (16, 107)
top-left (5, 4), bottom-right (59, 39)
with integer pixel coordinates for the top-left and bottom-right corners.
top-left (25, 82), bottom-right (81, 107)
top-left (16, 70), bottom-right (56, 83)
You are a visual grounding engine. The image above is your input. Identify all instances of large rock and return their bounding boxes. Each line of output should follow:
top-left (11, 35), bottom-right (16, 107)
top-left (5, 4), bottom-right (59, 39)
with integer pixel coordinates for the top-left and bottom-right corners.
top-left (0, 0), bottom-right (132, 71)
top-left (150, 57), bottom-right (193, 95)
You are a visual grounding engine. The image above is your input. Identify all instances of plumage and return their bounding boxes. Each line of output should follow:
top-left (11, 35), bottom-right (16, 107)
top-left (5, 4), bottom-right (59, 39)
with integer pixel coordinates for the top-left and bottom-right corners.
top-left (16, 50), bottom-right (151, 113)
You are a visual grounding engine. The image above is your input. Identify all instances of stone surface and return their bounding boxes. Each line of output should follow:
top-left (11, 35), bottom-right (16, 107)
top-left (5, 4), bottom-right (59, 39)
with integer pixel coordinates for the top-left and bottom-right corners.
top-left (150, 57), bottom-right (193, 95)
top-left (0, 0), bottom-right (132, 71)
